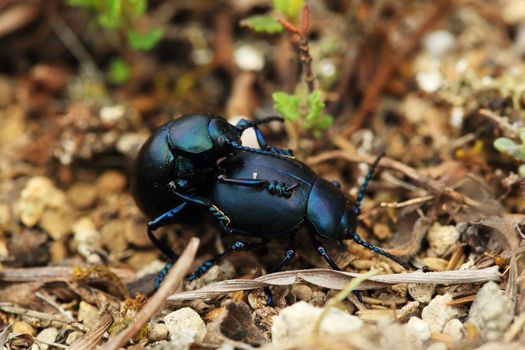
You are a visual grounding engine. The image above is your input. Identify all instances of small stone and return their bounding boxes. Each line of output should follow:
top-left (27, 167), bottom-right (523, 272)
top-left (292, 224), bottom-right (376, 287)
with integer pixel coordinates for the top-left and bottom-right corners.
top-left (66, 331), bottom-right (83, 345)
top-left (96, 170), bottom-right (127, 195)
top-left (78, 301), bottom-right (99, 329)
top-left (164, 307), bottom-right (207, 344)
top-left (373, 223), bottom-right (391, 240)
top-left (427, 223), bottom-right (460, 257)
top-left (73, 217), bottom-right (102, 261)
top-left (13, 321), bottom-right (36, 336)
top-left (309, 291), bottom-right (327, 307)
top-left (391, 283), bottom-right (408, 297)
top-left (416, 71), bottom-right (442, 93)
top-left (149, 323), bottom-right (169, 342)
top-left (67, 182), bottom-right (98, 209)
top-left (467, 281), bottom-right (514, 341)
top-left (405, 317), bottom-right (431, 343)
top-left (40, 208), bottom-right (74, 240)
top-left (271, 301), bottom-right (363, 343)
top-left (36, 327), bottom-right (58, 350)
top-left (124, 219), bottom-right (152, 248)
top-left (50, 240), bottom-right (67, 262)
top-left (408, 283), bottom-right (435, 303)
top-left (443, 318), bottom-right (463, 340)
top-left (17, 177), bottom-right (60, 227)
top-left (291, 284), bottom-right (313, 302)
top-left (427, 342), bottom-right (447, 350)
top-left (127, 251), bottom-right (160, 271)
top-left (234, 45), bottom-right (264, 71)
top-left (101, 220), bottom-right (128, 253)
top-left (351, 259), bottom-right (374, 270)
top-left (247, 292), bottom-right (265, 309)
top-left (100, 105), bottom-right (126, 124)
top-left (396, 301), bottom-right (420, 322)
top-left (421, 257), bottom-right (449, 272)
top-left (423, 30), bottom-right (455, 58)
top-left (422, 294), bottom-right (462, 333)
top-left (116, 132), bottom-right (149, 158)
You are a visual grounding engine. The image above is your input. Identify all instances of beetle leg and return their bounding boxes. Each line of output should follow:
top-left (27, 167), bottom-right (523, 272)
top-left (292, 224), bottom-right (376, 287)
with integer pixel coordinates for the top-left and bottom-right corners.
top-left (264, 234), bottom-right (296, 305)
top-left (167, 182), bottom-right (231, 226)
top-left (309, 234), bottom-right (341, 270)
top-left (186, 239), bottom-right (268, 281)
top-left (217, 175), bottom-right (298, 198)
top-left (147, 202), bottom-right (188, 259)
top-left (236, 116), bottom-right (294, 156)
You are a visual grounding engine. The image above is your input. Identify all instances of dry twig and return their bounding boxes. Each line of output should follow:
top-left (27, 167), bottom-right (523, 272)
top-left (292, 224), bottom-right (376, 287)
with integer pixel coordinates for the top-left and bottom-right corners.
top-left (100, 237), bottom-right (200, 350)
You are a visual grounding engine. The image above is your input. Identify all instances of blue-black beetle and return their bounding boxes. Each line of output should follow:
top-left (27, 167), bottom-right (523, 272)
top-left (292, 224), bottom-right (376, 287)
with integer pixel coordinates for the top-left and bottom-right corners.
top-left (185, 152), bottom-right (410, 285)
top-left (132, 113), bottom-right (295, 262)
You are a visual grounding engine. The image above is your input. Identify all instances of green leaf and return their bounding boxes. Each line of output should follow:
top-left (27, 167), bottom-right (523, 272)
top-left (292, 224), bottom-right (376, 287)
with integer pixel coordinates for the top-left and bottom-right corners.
top-left (494, 137), bottom-right (518, 154)
top-left (317, 115), bottom-right (334, 129)
top-left (98, 0), bottom-right (122, 30)
top-left (107, 58), bottom-right (130, 84)
top-left (126, 0), bottom-right (147, 17)
top-left (272, 0), bottom-right (304, 22)
top-left (127, 28), bottom-right (164, 51)
top-left (273, 92), bottom-right (300, 121)
top-left (240, 15), bottom-right (284, 34)
top-left (519, 164), bottom-right (525, 178)
top-left (305, 90), bottom-right (325, 122)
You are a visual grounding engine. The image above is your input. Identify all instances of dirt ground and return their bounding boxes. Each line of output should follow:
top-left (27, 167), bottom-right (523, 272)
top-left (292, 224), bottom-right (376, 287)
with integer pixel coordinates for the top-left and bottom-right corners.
top-left (0, 0), bottom-right (524, 349)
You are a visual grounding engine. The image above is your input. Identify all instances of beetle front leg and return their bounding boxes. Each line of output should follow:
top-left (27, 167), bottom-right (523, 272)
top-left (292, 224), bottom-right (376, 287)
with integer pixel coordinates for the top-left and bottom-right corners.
top-left (217, 175), bottom-right (298, 198)
top-left (235, 117), bottom-right (294, 157)
top-left (309, 234), bottom-right (341, 270)
top-left (309, 233), bottom-right (364, 302)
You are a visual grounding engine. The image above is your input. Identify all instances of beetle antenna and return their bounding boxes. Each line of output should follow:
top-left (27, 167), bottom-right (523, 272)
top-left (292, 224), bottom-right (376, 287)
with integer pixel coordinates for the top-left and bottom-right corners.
top-left (228, 141), bottom-right (294, 159)
top-left (350, 230), bottom-right (410, 269)
top-left (236, 116), bottom-right (284, 132)
top-left (353, 152), bottom-right (385, 216)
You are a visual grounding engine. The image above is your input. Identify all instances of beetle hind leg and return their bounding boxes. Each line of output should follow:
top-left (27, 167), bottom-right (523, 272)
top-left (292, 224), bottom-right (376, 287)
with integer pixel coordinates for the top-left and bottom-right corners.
top-left (186, 239), bottom-right (268, 281)
top-left (265, 234), bottom-right (297, 305)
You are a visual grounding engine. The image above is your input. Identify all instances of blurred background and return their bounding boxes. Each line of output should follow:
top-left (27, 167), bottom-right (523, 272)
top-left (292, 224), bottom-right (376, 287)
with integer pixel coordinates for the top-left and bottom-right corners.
top-left (0, 0), bottom-right (524, 348)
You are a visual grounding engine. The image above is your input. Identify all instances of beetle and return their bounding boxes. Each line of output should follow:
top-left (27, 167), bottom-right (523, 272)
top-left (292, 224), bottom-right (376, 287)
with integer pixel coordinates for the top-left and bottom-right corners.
top-left (132, 112), bottom-right (296, 263)
top-left (185, 152), bottom-right (410, 295)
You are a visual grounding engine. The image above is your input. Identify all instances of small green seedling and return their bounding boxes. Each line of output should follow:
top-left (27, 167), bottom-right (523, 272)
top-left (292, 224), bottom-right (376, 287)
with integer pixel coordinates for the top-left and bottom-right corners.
top-left (273, 90), bottom-right (333, 137)
top-left (67, 0), bottom-right (164, 51)
top-left (240, 0), bottom-right (304, 33)
top-left (493, 128), bottom-right (525, 178)
top-left (67, 0), bottom-right (164, 84)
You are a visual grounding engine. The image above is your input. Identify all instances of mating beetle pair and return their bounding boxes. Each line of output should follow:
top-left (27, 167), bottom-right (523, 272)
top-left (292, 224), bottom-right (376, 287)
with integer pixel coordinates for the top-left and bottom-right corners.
top-left (132, 113), bottom-right (409, 297)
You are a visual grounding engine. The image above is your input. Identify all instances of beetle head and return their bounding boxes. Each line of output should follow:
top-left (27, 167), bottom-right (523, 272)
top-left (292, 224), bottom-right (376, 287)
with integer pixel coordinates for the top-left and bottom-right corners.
top-left (339, 202), bottom-right (359, 240)
top-left (209, 118), bottom-right (242, 154)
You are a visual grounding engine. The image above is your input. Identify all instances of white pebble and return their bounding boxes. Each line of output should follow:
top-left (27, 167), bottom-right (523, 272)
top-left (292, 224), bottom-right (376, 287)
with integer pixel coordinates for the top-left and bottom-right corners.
top-left (467, 282), bottom-right (514, 341)
top-left (164, 307), bottom-right (207, 347)
top-left (416, 71), bottom-right (442, 93)
top-left (423, 30), bottom-right (455, 58)
top-left (36, 327), bottom-right (58, 350)
top-left (100, 105), bottom-right (126, 123)
top-left (443, 318), bottom-right (463, 340)
top-left (427, 223), bottom-right (460, 257)
top-left (271, 301), bottom-right (363, 343)
top-left (427, 342), bottom-right (447, 350)
top-left (422, 294), bottom-right (461, 333)
top-left (235, 45), bottom-right (264, 71)
top-left (405, 317), bottom-right (431, 343)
